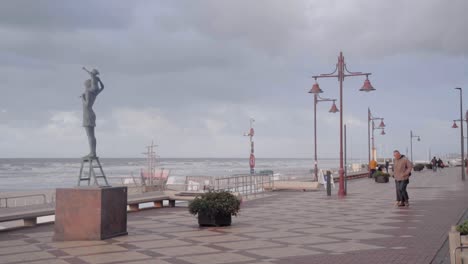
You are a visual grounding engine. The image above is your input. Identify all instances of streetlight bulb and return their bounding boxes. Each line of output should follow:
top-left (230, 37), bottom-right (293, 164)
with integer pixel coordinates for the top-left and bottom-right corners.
top-left (309, 81), bottom-right (323, 94)
top-left (379, 120), bottom-right (385, 128)
top-left (452, 121), bottom-right (459, 129)
top-left (381, 130), bottom-right (385, 135)
top-left (359, 75), bottom-right (375, 92)
top-left (417, 137), bottom-right (421, 141)
top-left (329, 101), bottom-right (339, 113)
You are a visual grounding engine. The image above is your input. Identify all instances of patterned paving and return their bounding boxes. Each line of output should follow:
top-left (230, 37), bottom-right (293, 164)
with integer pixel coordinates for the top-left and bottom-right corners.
top-left (0, 167), bottom-right (467, 263)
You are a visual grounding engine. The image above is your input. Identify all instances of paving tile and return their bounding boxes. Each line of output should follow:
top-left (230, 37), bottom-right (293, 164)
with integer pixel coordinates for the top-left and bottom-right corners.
top-left (170, 230), bottom-right (222, 238)
top-left (24, 232), bottom-right (53, 238)
top-left (299, 227), bottom-right (354, 235)
top-left (216, 240), bottom-right (282, 250)
top-left (309, 241), bottom-right (384, 253)
top-left (248, 246), bottom-right (321, 258)
top-left (125, 259), bottom-right (172, 264)
top-left (113, 234), bottom-right (167, 242)
top-left (220, 227), bottom-right (271, 233)
top-left (188, 235), bottom-right (249, 243)
top-left (326, 232), bottom-right (393, 240)
top-left (63, 245), bottom-right (127, 256)
top-left (130, 239), bottom-right (191, 249)
top-left (127, 220), bottom-right (156, 225)
top-left (48, 241), bottom-right (107, 249)
top-left (22, 259), bottom-right (70, 264)
top-left (244, 231), bottom-right (302, 239)
top-left (79, 251), bottom-right (151, 264)
top-left (152, 226), bottom-right (199, 233)
top-left (272, 236), bottom-right (340, 245)
top-left (154, 245), bottom-right (219, 256)
top-left (0, 240), bottom-right (28, 248)
top-left (0, 245), bottom-right (41, 255)
top-left (178, 252), bottom-right (255, 264)
top-left (129, 223), bottom-right (179, 229)
top-left (0, 251), bottom-right (55, 264)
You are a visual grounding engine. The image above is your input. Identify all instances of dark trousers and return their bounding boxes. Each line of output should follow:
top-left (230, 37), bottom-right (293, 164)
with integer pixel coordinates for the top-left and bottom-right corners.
top-left (395, 180), bottom-right (400, 201)
top-left (395, 180), bottom-right (409, 202)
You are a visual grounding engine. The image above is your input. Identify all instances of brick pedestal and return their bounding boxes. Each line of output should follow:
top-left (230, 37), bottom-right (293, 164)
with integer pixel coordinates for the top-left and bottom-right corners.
top-left (53, 186), bottom-right (128, 241)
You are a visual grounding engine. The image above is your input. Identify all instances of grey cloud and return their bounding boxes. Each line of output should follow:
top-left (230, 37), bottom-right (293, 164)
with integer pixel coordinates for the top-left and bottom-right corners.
top-left (0, 0), bottom-right (134, 31)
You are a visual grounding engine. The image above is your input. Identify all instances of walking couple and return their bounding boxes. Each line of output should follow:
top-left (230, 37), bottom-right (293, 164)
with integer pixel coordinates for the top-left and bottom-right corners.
top-left (392, 150), bottom-right (413, 207)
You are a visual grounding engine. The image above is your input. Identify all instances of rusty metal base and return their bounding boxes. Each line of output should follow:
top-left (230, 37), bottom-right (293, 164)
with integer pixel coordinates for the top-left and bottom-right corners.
top-left (53, 186), bottom-right (128, 241)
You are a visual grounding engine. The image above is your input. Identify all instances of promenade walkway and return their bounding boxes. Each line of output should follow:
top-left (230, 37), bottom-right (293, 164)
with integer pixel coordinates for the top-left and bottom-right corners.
top-left (0, 167), bottom-right (467, 264)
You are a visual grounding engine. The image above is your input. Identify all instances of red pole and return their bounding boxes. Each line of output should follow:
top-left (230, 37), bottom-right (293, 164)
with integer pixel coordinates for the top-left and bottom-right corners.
top-left (371, 121), bottom-right (375, 161)
top-left (338, 52), bottom-right (346, 197)
top-left (314, 94), bottom-right (318, 181)
top-left (368, 108), bottom-right (371, 174)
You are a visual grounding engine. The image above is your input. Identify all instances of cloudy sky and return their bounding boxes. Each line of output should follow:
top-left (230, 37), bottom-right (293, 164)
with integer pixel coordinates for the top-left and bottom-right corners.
top-left (1, 0), bottom-right (468, 160)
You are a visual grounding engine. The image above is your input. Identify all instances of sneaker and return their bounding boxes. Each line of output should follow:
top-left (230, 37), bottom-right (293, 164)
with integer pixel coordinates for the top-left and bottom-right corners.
top-left (404, 201), bottom-right (409, 207)
top-left (394, 201), bottom-right (401, 206)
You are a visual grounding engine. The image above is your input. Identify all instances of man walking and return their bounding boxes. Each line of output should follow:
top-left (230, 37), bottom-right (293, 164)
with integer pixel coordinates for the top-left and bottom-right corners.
top-left (392, 150), bottom-right (413, 207)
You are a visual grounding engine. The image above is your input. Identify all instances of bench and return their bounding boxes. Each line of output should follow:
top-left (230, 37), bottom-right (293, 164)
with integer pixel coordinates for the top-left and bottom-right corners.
top-left (126, 193), bottom-right (173, 212)
top-left (0, 191), bottom-right (195, 228)
top-left (0, 204), bottom-right (55, 227)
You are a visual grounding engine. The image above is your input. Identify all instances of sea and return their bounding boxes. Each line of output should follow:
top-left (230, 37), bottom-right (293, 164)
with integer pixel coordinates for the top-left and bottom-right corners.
top-left (0, 158), bottom-right (367, 191)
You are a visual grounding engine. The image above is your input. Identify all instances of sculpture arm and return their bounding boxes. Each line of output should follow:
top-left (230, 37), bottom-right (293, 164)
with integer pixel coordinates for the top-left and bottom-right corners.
top-left (97, 78), bottom-right (104, 94)
top-left (82, 67), bottom-right (92, 75)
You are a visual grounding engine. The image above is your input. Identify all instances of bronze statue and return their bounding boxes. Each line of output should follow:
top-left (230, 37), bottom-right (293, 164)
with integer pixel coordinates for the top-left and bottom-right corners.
top-left (81, 67), bottom-right (104, 158)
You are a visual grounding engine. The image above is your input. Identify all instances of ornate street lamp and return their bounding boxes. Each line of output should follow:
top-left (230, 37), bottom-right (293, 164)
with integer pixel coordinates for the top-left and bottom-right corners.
top-left (368, 108), bottom-right (386, 166)
top-left (311, 52), bottom-right (375, 197)
top-left (307, 90), bottom-right (339, 181)
top-left (454, 88), bottom-right (466, 181)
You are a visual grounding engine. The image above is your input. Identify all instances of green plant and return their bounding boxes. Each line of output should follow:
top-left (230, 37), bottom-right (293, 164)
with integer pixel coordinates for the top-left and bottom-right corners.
top-left (188, 191), bottom-right (241, 218)
top-left (413, 164), bottom-right (425, 171)
top-left (372, 170), bottom-right (390, 178)
top-left (456, 220), bottom-right (468, 235)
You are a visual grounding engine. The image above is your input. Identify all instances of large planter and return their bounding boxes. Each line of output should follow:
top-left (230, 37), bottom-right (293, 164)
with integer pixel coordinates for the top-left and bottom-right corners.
top-left (449, 226), bottom-right (468, 264)
top-left (374, 175), bottom-right (389, 183)
top-left (413, 164), bottom-right (425, 171)
top-left (198, 213), bottom-right (231, 227)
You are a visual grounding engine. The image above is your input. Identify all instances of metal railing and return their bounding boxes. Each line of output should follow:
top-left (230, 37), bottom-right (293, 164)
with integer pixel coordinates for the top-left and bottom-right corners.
top-left (0, 194), bottom-right (48, 208)
top-left (214, 173), bottom-right (274, 197)
top-left (164, 173), bottom-right (274, 197)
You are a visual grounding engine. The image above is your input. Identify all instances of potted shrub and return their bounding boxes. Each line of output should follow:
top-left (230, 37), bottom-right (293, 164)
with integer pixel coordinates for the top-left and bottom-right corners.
top-left (372, 171), bottom-right (390, 183)
top-left (188, 191), bottom-right (241, 227)
top-left (413, 163), bottom-right (425, 171)
top-left (449, 220), bottom-right (468, 263)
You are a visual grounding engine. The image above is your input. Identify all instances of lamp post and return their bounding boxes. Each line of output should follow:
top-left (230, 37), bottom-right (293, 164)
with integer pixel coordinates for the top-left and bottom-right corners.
top-left (368, 108), bottom-right (385, 165)
top-left (308, 90), bottom-right (339, 181)
top-left (452, 119), bottom-right (466, 179)
top-left (243, 118), bottom-right (255, 174)
top-left (310, 52), bottom-right (375, 197)
top-left (410, 130), bottom-right (420, 164)
top-left (456, 88), bottom-right (465, 181)
top-left (371, 118), bottom-right (386, 161)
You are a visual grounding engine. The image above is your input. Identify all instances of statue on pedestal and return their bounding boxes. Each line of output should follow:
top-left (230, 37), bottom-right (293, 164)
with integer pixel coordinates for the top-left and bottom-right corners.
top-left (78, 67), bottom-right (109, 186)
